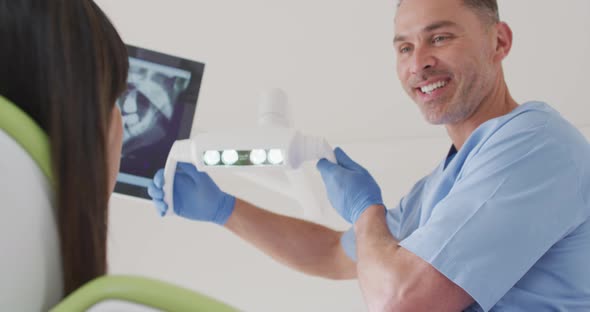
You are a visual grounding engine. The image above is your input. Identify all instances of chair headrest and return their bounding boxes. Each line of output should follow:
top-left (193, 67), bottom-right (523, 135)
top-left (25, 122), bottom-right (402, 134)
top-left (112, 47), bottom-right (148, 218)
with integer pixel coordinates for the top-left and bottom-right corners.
top-left (0, 96), bottom-right (53, 185)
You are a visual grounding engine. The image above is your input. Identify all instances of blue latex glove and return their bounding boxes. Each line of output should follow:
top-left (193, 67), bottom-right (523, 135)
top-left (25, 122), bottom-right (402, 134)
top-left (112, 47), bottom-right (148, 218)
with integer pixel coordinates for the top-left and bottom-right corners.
top-left (316, 147), bottom-right (384, 224)
top-left (147, 162), bottom-right (235, 225)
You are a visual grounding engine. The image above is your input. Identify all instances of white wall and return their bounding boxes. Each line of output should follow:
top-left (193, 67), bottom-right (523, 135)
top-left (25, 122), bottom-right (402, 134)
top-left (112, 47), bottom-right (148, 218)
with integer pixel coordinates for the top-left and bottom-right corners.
top-left (100, 1), bottom-right (590, 311)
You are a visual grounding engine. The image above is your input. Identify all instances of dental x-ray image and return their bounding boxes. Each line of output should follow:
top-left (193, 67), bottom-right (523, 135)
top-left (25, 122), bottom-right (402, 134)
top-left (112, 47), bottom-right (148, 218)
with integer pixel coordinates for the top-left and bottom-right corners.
top-left (118, 58), bottom-right (190, 156)
top-left (114, 45), bottom-right (204, 200)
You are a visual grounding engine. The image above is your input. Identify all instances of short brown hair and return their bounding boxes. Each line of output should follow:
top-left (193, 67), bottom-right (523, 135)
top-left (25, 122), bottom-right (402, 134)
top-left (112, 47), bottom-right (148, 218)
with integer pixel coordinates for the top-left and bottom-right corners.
top-left (398, 0), bottom-right (500, 25)
top-left (463, 0), bottom-right (499, 24)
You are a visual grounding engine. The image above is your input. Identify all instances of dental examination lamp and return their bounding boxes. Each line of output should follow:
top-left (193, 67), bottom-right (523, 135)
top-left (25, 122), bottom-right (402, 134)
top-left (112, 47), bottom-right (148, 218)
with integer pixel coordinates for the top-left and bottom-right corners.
top-left (163, 88), bottom-right (336, 220)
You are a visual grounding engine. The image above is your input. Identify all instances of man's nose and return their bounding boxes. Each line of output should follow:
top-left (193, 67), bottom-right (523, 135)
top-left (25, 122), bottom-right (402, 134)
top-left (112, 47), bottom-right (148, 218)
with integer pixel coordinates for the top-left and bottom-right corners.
top-left (410, 47), bottom-right (436, 74)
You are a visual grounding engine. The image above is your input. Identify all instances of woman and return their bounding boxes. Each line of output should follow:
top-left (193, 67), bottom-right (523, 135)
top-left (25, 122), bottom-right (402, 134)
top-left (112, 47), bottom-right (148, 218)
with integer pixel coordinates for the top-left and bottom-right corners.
top-left (0, 0), bottom-right (128, 303)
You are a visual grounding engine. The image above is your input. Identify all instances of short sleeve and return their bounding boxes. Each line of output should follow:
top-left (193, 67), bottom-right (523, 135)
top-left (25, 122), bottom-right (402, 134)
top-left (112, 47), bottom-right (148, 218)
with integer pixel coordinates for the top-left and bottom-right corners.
top-left (400, 122), bottom-right (587, 311)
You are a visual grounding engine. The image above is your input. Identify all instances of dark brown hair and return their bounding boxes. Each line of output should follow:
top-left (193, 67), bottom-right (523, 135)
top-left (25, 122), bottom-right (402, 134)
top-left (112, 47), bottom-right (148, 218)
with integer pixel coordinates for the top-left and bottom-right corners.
top-left (0, 0), bottom-right (128, 295)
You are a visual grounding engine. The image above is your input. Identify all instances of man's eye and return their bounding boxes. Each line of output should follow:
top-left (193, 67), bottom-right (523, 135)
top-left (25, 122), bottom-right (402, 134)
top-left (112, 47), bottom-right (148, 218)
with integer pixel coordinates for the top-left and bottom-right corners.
top-left (399, 46), bottom-right (412, 54)
top-left (433, 36), bottom-right (449, 43)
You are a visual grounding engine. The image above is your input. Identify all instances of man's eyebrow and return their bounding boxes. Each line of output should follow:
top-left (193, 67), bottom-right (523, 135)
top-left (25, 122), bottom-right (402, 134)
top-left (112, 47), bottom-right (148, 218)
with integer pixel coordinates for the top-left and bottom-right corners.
top-left (424, 20), bottom-right (459, 32)
top-left (393, 35), bottom-right (407, 44)
top-left (394, 20), bottom-right (460, 44)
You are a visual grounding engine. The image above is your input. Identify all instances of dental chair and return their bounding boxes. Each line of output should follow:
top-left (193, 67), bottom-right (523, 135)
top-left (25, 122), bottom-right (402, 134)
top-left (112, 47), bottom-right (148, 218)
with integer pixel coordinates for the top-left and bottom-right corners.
top-left (0, 95), bottom-right (237, 312)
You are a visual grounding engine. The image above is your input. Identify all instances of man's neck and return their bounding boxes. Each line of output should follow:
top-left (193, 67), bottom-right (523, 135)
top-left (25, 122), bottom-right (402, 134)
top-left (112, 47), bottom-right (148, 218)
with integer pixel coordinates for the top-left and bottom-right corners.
top-left (445, 72), bottom-right (518, 150)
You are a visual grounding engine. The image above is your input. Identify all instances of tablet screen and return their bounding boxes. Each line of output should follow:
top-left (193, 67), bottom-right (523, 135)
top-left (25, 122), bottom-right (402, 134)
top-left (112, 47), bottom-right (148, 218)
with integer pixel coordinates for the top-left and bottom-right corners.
top-left (114, 45), bottom-right (204, 200)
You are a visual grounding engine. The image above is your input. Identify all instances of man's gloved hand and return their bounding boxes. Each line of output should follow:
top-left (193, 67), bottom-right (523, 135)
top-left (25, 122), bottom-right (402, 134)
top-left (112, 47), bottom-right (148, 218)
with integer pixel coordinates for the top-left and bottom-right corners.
top-left (316, 147), bottom-right (384, 224)
top-left (147, 162), bottom-right (235, 225)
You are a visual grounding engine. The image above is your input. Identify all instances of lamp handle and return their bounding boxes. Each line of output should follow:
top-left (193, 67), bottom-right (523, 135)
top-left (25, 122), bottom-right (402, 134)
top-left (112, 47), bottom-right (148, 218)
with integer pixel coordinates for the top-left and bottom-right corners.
top-left (163, 140), bottom-right (193, 216)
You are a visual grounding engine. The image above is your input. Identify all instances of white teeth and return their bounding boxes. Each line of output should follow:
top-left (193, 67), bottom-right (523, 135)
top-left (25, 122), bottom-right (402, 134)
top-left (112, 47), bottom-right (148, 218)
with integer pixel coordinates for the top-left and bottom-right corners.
top-left (420, 80), bottom-right (447, 94)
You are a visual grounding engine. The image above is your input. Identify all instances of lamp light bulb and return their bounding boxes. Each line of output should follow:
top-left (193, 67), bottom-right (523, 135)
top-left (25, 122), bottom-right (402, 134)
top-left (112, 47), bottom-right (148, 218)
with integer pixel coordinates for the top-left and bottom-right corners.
top-left (203, 150), bottom-right (221, 166)
top-left (249, 149), bottom-right (267, 165)
top-left (221, 150), bottom-right (239, 165)
top-left (267, 149), bottom-right (284, 165)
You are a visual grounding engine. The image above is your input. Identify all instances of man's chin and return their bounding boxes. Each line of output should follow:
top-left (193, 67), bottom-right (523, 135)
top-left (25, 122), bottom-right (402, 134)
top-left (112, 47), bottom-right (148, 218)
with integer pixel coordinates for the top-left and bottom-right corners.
top-left (423, 115), bottom-right (446, 125)
top-left (418, 103), bottom-right (447, 125)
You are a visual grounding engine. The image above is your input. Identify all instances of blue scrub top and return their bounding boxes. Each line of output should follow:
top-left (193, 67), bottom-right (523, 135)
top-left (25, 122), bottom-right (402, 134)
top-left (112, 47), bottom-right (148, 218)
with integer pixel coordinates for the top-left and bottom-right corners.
top-left (342, 102), bottom-right (590, 311)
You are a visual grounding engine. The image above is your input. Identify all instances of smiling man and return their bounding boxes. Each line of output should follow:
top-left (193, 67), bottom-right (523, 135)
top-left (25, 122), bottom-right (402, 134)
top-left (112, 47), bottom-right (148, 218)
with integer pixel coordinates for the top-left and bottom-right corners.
top-left (335, 0), bottom-right (590, 310)
top-left (394, 0), bottom-right (517, 145)
top-left (149, 0), bottom-right (590, 311)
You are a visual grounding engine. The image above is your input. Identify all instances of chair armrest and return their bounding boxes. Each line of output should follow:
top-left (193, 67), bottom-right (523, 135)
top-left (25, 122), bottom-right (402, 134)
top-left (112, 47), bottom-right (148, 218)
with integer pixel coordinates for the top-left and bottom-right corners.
top-left (50, 275), bottom-right (238, 312)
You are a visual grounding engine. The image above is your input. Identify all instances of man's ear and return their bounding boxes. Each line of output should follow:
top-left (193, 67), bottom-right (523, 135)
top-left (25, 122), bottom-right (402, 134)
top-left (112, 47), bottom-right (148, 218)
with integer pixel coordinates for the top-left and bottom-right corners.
top-left (493, 22), bottom-right (513, 63)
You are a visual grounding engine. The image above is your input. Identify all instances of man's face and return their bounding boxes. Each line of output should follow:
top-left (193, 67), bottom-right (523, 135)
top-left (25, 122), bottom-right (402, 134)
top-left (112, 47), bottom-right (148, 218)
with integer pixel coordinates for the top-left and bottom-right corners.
top-left (394, 0), bottom-right (497, 125)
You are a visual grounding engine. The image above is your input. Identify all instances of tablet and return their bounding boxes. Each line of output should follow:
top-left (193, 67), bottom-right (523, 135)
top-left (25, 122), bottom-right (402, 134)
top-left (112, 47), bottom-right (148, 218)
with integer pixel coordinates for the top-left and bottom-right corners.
top-left (114, 45), bottom-right (204, 200)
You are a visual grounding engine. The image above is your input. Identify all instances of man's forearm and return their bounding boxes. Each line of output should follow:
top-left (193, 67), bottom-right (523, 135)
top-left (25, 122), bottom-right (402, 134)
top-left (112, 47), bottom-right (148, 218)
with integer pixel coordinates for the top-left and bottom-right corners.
top-left (224, 198), bottom-right (356, 280)
top-left (354, 205), bottom-right (472, 312)
top-left (354, 205), bottom-right (406, 311)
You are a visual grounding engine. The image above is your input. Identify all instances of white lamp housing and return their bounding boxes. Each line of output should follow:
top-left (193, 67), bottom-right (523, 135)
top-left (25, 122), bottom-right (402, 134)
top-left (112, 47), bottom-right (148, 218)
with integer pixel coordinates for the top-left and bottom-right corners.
top-left (163, 88), bottom-right (336, 220)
